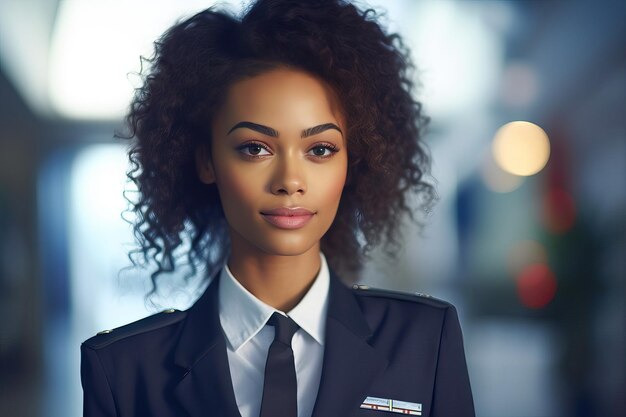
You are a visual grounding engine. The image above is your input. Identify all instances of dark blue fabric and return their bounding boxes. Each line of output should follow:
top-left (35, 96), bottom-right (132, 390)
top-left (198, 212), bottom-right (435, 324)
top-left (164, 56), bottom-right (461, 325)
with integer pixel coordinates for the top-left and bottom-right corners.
top-left (81, 268), bottom-right (475, 417)
top-left (259, 312), bottom-right (299, 417)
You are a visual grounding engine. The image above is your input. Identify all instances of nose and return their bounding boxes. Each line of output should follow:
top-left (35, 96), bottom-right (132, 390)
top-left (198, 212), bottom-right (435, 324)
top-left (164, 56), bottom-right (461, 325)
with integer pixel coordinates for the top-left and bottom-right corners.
top-left (270, 151), bottom-right (307, 196)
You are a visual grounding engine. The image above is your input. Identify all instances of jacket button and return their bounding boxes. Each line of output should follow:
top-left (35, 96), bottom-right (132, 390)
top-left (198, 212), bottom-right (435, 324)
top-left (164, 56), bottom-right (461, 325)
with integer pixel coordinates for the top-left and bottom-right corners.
top-left (352, 284), bottom-right (369, 290)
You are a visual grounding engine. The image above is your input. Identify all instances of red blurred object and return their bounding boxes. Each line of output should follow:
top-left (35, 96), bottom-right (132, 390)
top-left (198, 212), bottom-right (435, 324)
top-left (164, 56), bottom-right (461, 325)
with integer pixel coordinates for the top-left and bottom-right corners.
top-left (516, 263), bottom-right (558, 309)
top-left (543, 187), bottom-right (576, 234)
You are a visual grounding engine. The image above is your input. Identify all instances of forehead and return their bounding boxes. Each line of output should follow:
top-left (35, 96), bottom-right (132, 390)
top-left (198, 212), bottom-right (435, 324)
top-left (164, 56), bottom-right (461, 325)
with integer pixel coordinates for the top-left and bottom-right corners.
top-left (213, 67), bottom-right (345, 135)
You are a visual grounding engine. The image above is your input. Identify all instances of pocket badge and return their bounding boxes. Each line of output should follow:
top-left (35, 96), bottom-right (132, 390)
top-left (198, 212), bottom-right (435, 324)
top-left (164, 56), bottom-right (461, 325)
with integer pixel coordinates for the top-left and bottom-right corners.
top-left (359, 396), bottom-right (422, 415)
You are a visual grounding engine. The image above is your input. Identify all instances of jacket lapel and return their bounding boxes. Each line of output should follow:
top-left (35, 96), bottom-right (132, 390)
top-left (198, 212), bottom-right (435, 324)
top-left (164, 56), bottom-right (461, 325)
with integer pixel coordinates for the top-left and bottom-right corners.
top-left (172, 266), bottom-right (388, 417)
top-left (172, 271), bottom-right (242, 417)
top-left (311, 269), bottom-right (389, 417)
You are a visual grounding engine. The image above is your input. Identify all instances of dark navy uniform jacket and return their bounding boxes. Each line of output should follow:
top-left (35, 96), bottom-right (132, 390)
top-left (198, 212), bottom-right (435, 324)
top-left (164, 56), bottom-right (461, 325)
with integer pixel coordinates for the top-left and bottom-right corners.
top-left (81, 268), bottom-right (475, 417)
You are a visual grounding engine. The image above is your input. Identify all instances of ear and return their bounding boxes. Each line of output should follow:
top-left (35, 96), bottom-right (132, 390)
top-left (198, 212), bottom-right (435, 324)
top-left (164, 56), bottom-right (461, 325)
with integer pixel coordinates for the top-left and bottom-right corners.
top-left (195, 144), bottom-right (216, 184)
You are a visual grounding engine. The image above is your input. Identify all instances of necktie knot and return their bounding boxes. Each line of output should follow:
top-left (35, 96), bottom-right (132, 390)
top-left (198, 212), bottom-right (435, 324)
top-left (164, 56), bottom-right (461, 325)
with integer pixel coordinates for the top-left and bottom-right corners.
top-left (267, 312), bottom-right (300, 346)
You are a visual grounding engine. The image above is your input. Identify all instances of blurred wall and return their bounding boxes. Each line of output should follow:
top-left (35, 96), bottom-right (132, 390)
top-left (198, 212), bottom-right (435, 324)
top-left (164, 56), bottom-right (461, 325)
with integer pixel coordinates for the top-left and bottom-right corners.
top-left (0, 64), bottom-right (43, 416)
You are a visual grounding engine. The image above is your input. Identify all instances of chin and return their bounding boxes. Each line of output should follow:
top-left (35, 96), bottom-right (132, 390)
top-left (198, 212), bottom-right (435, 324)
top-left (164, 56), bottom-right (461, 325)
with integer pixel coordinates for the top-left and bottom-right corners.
top-left (257, 237), bottom-right (320, 257)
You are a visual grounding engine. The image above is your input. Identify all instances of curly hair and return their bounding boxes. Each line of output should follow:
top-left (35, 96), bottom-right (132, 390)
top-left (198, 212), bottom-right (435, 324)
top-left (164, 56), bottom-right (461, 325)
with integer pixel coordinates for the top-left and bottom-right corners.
top-left (120, 0), bottom-right (435, 295)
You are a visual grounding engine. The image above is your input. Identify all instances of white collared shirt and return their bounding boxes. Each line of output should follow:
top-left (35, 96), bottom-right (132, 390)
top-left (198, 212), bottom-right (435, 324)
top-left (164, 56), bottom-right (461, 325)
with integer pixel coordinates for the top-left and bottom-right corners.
top-left (218, 251), bottom-right (330, 417)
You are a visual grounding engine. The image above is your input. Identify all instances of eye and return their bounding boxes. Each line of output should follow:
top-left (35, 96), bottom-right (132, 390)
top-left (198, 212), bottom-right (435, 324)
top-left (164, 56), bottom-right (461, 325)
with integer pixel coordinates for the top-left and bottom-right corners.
top-left (235, 141), bottom-right (340, 160)
top-left (236, 141), bottom-right (272, 158)
top-left (308, 143), bottom-right (340, 159)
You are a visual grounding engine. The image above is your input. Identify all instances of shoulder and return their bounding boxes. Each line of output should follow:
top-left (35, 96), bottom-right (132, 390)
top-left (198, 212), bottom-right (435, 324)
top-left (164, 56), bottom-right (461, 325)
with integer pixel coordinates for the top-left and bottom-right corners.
top-left (350, 283), bottom-right (453, 310)
top-left (82, 308), bottom-right (187, 350)
top-left (349, 284), bottom-right (465, 343)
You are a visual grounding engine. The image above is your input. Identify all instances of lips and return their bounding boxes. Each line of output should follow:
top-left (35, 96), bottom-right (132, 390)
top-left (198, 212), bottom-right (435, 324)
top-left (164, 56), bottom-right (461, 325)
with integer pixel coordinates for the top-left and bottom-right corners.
top-left (260, 207), bottom-right (315, 229)
top-left (260, 207), bottom-right (315, 216)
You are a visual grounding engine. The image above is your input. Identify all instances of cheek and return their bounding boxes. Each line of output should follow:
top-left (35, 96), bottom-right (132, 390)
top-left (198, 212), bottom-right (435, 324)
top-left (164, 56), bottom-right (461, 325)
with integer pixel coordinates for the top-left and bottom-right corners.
top-left (216, 164), bottom-right (262, 210)
top-left (317, 163), bottom-right (347, 207)
top-left (326, 174), bottom-right (346, 201)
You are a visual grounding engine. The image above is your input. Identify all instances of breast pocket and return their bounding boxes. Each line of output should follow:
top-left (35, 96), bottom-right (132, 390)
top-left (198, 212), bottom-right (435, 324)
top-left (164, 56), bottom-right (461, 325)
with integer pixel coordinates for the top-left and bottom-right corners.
top-left (352, 396), bottom-right (424, 416)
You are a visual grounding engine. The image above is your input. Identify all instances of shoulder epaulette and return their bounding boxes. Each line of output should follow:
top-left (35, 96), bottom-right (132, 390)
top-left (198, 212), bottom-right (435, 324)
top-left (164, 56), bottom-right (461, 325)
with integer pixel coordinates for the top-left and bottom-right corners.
top-left (82, 309), bottom-right (187, 350)
top-left (351, 284), bottom-right (451, 309)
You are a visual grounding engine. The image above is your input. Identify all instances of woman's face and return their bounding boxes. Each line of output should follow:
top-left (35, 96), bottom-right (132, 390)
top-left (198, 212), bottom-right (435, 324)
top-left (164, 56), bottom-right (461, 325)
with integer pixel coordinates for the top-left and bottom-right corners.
top-left (196, 67), bottom-right (348, 258)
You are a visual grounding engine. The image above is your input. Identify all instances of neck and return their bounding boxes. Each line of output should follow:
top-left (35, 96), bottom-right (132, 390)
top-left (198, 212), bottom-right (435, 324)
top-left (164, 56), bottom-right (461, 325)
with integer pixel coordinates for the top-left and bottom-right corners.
top-left (226, 238), bottom-right (322, 313)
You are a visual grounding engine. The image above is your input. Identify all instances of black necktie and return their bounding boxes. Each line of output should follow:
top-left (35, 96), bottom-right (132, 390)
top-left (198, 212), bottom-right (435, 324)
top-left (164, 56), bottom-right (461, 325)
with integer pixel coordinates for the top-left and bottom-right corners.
top-left (259, 312), bottom-right (300, 417)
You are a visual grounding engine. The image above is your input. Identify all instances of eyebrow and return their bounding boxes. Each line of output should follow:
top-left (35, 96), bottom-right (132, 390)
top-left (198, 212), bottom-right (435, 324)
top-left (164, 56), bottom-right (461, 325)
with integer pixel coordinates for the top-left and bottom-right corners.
top-left (226, 121), bottom-right (342, 138)
top-left (303, 123), bottom-right (343, 138)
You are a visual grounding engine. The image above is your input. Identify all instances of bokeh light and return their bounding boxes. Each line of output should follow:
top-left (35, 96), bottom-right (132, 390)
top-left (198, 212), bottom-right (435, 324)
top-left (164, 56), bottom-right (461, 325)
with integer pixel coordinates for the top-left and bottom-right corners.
top-left (516, 263), bottom-right (558, 309)
top-left (492, 121), bottom-right (551, 176)
top-left (481, 150), bottom-right (525, 193)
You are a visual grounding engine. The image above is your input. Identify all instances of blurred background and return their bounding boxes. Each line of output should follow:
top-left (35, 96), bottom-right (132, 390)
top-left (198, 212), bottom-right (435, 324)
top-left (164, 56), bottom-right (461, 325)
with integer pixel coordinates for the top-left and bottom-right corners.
top-left (0, 0), bottom-right (624, 416)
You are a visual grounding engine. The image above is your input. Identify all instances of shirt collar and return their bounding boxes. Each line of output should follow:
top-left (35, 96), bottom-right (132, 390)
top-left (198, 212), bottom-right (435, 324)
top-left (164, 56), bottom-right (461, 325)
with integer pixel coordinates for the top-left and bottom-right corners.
top-left (218, 252), bottom-right (330, 352)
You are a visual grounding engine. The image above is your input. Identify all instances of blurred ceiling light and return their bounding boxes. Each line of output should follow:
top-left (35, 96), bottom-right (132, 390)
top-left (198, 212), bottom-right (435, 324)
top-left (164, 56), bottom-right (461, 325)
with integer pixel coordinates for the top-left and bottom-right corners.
top-left (480, 149), bottom-right (524, 193)
top-left (499, 62), bottom-right (539, 108)
top-left (492, 121), bottom-right (550, 176)
top-left (516, 263), bottom-right (557, 309)
top-left (407, 1), bottom-right (503, 119)
top-left (48, 0), bottom-right (228, 120)
top-left (0, 0), bottom-right (56, 116)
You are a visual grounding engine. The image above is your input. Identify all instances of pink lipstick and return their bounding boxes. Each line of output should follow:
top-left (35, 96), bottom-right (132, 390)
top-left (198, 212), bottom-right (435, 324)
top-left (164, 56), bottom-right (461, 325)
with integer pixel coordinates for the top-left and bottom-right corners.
top-left (260, 207), bottom-right (315, 230)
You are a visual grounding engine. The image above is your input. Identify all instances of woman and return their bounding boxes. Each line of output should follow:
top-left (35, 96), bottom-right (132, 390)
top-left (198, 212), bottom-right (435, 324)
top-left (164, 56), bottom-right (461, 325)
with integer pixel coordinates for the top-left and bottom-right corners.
top-left (80, 0), bottom-right (475, 416)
